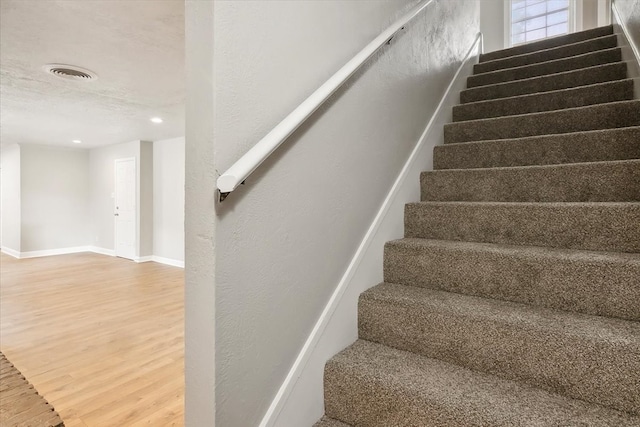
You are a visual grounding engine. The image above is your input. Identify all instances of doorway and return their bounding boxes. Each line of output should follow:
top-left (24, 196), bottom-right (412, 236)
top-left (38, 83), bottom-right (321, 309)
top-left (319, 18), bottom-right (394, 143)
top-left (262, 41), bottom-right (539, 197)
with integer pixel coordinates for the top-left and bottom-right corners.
top-left (114, 157), bottom-right (136, 260)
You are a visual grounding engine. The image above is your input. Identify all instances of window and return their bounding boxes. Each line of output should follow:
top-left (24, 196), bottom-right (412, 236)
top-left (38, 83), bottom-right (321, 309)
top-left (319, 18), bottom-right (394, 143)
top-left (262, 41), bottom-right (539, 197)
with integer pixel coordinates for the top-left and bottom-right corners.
top-left (510, 0), bottom-right (573, 46)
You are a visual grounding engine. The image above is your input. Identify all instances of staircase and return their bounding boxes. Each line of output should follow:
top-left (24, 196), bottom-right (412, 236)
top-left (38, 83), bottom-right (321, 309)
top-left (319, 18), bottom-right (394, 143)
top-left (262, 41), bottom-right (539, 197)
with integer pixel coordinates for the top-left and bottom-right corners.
top-left (315, 25), bottom-right (640, 426)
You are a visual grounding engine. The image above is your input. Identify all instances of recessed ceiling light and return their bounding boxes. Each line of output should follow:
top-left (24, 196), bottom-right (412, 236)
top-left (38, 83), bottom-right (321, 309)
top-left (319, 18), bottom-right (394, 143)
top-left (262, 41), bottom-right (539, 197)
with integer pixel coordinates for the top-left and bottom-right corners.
top-left (72, 140), bottom-right (82, 144)
top-left (150, 117), bottom-right (163, 124)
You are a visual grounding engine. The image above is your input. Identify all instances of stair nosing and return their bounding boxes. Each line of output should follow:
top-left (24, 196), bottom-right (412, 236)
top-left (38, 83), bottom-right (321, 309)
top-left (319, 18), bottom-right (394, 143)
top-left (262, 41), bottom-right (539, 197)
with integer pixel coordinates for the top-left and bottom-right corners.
top-left (475, 33), bottom-right (619, 70)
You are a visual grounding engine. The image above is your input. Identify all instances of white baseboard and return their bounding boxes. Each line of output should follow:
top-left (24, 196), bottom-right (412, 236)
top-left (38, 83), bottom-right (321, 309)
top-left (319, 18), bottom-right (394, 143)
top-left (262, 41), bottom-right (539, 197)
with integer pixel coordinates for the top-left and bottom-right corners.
top-left (88, 246), bottom-right (116, 257)
top-left (19, 246), bottom-right (92, 259)
top-left (1, 247), bottom-right (21, 258)
top-left (2, 245), bottom-right (183, 269)
top-left (151, 256), bottom-right (185, 268)
top-left (259, 33), bottom-right (484, 427)
top-left (611, 0), bottom-right (640, 97)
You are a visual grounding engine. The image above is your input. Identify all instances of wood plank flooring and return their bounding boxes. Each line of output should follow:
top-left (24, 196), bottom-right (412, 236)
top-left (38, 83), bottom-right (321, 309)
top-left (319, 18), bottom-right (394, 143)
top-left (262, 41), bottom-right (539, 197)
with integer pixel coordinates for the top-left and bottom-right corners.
top-left (0, 252), bottom-right (184, 427)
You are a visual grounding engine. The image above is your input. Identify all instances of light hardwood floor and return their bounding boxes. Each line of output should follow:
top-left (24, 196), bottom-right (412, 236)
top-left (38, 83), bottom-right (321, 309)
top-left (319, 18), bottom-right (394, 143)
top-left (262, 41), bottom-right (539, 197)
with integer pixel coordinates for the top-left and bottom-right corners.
top-left (0, 252), bottom-right (184, 427)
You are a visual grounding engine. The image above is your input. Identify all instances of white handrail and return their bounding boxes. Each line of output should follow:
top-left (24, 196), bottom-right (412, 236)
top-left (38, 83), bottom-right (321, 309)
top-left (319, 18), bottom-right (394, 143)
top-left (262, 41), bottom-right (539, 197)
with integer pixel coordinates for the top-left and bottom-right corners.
top-left (217, 0), bottom-right (435, 201)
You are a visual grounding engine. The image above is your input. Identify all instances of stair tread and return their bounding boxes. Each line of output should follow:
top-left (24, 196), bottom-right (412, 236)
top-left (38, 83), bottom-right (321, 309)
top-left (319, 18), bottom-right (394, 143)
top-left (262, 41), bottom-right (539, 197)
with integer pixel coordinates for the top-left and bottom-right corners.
top-left (404, 201), bottom-right (640, 253)
top-left (479, 25), bottom-right (613, 62)
top-left (461, 62), bottom-right (628, 103)
top-left (453, 79), bottom-right (634, 122)
top-left (421, 158), bottom-right (640, 202)
top-left (468, 47), bottom-right (621, 88)
top-left (444, 99), bottom-right (640, 143)
top-left (326, 339), bottom-right (640, 426)
top-left (363, 282), bottom-right (640, 344)
top-left (435, 127), bottom-right (640, 169)
top-left (360, 282), bottom-right (640, 414)
top-left (474, 34), bottom-right (618, 74)
top-left (449, 98), bottom-right (640, 125)
top-left (384, 237), bottom-right (640, 321)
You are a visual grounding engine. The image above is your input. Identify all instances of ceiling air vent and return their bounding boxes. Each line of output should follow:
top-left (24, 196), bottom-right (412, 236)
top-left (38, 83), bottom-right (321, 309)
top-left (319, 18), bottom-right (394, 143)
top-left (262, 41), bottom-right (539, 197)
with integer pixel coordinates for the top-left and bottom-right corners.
top-left (43, 64), bottom-right (98, 82)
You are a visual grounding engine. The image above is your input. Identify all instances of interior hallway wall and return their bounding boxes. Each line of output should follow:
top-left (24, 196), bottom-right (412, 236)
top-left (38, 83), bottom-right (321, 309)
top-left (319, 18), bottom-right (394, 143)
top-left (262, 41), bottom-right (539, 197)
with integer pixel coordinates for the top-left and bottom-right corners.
top-left (210, 0), bottom-right (480, 425)
top-left (0, 144), bottom-right (21, 252)
top-left (19, 145), bottom-right (90, 252)
top-left (153, 137), bottom-right (185, 263)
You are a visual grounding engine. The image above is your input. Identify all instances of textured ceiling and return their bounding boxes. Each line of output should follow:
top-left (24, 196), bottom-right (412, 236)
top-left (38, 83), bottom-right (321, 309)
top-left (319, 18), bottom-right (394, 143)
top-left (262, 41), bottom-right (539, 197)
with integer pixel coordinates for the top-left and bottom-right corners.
top-left (0, 0), bottom-right (184, 148)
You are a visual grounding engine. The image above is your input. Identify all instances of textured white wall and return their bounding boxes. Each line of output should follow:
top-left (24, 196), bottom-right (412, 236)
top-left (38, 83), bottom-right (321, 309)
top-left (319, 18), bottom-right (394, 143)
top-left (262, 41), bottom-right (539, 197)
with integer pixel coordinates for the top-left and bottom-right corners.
top-left (616, 0), bottom-right (640, 48)
top-left (19, 145), bottom-right (90, 252)
top-left (206, 1), bottom-right (480, 426)
top-left (185, 0), bottom-right (216, 425)
top-left (153, 137), bottom-right (185, 262)
top-left (0, 144), bottom-right (21, 252)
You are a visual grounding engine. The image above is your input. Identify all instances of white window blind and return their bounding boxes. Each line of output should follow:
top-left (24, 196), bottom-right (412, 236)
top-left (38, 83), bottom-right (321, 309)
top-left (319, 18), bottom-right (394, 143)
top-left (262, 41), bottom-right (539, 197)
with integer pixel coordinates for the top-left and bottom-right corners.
top-left (511, 0), bottom-right (571, 46)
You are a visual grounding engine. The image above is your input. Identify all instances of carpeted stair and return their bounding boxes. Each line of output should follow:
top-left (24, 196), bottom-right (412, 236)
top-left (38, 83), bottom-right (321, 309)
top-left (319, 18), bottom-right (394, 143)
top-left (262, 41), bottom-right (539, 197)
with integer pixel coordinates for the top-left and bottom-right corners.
top-left (315, 25), bottom-right (640, 426)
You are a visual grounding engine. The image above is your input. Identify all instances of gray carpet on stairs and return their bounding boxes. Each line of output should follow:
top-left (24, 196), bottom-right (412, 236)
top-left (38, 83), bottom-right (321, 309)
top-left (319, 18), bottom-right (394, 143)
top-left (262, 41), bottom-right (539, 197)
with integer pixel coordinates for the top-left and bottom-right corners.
top-left (383, 238), bottom-right (640, 321)
top-left (434, 127), bottom-right (640, 169)
top-left (467, 47), bottom-right (622, 88)
top-left (453, 79), bottom-right (634, 121)
top-left (315, 25), bottom-right (640, 426)
top-left (474, 34), bottom-right (619, 74)
top-left (460, 62), bottom-right (628, 103)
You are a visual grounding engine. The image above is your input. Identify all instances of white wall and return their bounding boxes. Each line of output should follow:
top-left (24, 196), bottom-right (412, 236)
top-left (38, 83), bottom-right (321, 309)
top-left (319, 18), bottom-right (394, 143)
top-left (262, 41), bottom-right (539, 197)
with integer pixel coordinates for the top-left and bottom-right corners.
top-left (153, 137), bottom-right (185, 262)
top-left (19, 145), bottom-right (90, 252)
top-left (185, 1), bottom-right (216, 424)
top-left (615, 0), bottom-right (640, 49)
top-left (0, 144), bottom-right (21, 253)
top-left (139, 141), bottom-right (154, 258)
top-left (192, 0), bottom-right (480, 425)
top-left (2, 138), bottom-right (183, 262)
top-left (481, 0), bottom-right (506, 53)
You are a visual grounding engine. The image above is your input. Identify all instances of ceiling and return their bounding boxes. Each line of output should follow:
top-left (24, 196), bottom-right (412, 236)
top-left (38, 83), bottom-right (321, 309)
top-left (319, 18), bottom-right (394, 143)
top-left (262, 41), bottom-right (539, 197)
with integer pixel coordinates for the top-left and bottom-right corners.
top-left (0, 0), bottom-right (184, 149)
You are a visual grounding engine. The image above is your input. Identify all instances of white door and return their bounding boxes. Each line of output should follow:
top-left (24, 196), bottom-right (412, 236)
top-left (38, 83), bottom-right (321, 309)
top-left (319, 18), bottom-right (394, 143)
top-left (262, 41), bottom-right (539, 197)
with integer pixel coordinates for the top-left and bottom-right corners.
top-left (114, 158), bottom-right (136, 260)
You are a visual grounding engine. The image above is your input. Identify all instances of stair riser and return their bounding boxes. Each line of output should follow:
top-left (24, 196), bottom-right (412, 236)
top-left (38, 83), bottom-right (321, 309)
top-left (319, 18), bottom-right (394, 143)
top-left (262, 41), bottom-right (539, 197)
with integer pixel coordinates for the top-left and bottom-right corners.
top-left (404, 203), bottom-right (640, 252)
top-left (480, 25), bottom-right (613, 62)
top-left (453, 80), bottom-right (634, 122)
top-left (421, 160), bottom-right (640, 202)
top-left (384, 240), bottom-right (640, 320)
top-left (444, 101), bottom-right (640, 144)
top-left (475, 35), bottom-right (618, 74)
top-left (434, 128), bottom-right (640, 170)
top-left (461, 62), bottom-right (628, 104)
top-left (468, 48), bottom-right (621, 88)
top-left (358, 287), bottom-right (640, 414)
